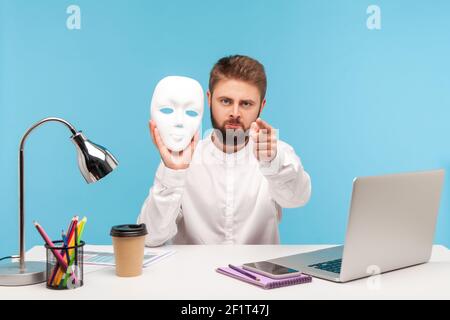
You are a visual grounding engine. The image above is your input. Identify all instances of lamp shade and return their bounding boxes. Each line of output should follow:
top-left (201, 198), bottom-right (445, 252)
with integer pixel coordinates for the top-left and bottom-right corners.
top-left (71, 132), bottom-right (119, 184)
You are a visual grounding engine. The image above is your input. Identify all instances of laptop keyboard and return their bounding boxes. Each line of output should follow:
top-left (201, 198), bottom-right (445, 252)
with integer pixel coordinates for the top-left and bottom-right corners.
top-left (309, 259), bottom-right (342, 274)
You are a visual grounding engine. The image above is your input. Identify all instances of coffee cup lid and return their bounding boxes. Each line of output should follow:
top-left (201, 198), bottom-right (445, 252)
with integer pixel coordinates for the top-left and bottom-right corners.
top-left (110, 224), bottom-right (148, 238)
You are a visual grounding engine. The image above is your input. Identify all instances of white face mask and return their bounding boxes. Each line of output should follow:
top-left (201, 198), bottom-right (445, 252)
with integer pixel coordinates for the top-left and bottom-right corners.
top-left (150, 76), bottom-right (204, 152)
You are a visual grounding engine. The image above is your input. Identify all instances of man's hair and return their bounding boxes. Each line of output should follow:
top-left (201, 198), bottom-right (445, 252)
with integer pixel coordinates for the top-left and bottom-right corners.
top-left (209, 55), bottom-right (267, 100)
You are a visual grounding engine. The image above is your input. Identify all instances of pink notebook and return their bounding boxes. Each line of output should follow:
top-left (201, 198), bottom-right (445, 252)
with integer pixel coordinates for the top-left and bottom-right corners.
top-left (216, 266), bottom-right (312, 289)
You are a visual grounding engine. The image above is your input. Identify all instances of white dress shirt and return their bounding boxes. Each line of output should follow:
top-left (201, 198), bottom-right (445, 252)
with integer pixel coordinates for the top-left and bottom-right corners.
top-left (138, 132), bottom-right (311, 246)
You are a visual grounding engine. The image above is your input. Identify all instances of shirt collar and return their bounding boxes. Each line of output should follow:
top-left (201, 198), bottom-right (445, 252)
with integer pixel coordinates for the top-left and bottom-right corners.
top-left (205, 131), bottom-right (254, 163)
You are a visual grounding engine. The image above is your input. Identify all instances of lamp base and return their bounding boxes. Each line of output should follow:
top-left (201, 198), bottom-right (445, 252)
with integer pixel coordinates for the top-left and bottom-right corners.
top-left (0, 261), bottom-right (46, 286)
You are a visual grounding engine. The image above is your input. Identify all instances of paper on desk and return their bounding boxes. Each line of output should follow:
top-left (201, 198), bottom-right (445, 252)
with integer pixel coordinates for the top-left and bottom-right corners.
top-left (83, 248), bottom-right (175, 268)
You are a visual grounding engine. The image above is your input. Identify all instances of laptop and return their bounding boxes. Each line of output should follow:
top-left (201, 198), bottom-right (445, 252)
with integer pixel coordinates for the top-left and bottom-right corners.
top-left (269, 169), bottom-right (445, 283)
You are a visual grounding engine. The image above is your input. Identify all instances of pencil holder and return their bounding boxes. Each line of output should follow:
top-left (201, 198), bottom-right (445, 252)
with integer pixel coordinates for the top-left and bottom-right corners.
top-left (45, 240), bottom-right (85, 290)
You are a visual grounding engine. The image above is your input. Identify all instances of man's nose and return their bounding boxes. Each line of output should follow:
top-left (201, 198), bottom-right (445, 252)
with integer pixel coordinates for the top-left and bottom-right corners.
top-left (231, 103), bottom-right (241, 118)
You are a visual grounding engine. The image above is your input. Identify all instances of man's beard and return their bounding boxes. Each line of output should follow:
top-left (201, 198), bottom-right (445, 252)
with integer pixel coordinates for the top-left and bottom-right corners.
top-left (210, 106), bottom-right (260, 147)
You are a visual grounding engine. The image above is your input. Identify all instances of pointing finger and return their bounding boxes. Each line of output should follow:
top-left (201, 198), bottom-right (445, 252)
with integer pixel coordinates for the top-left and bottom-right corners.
top-left (256, 118), bottom-right (272, 132)
top-left (250, 122), bottom-right (259, 142)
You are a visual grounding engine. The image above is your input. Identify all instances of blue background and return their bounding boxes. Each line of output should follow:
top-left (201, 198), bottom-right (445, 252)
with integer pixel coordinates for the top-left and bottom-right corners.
top-left (1, 0), bottom-right (449, 257)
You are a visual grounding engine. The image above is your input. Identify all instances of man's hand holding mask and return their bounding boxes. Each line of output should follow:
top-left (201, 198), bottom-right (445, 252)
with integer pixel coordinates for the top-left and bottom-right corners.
top-left (149, 76), bottom-right (204, 170)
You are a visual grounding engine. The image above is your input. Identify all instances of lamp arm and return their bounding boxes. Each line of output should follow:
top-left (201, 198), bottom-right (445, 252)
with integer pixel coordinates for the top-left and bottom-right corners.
top-left (18, 117), bottom-right (78, 270)
top-left (19, 117), bottom-right (78, 150)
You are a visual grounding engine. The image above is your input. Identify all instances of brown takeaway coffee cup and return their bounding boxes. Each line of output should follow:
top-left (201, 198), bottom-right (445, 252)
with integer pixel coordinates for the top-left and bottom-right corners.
top-left (110, 224), bottom-right (148, 277)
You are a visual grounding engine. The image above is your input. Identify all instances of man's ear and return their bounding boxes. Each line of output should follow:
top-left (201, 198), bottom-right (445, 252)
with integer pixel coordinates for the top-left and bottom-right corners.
top-left (207, 90), bottom-right (212, 108)
top-left (260, 98), bottom-right (267, 112)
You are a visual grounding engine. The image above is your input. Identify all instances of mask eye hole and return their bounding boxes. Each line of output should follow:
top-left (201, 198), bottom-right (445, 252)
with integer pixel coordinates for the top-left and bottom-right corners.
top-left (186, 110), bottom-right (199, 117)
top-left (159, 107), bottom-right (174, 114)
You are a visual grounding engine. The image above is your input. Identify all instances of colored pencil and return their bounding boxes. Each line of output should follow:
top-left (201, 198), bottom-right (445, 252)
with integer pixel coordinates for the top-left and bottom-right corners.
top-left (49, 217), bottom-right (75, 286)
top-left (54, 217), bottom-right (78, 286)
top-left (33, 221), bottom-right (68, 270)
top-left (62, 216), bottom-right (87, 287)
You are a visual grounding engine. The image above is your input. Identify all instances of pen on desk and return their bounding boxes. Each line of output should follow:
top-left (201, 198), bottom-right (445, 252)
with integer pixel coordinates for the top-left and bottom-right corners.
top-left (228, 264), bottom-right (260, 281)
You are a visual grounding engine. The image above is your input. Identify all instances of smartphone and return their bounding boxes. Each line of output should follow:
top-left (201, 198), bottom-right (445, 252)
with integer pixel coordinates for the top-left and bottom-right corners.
top-left (242, 261), bottom-right (302, 279)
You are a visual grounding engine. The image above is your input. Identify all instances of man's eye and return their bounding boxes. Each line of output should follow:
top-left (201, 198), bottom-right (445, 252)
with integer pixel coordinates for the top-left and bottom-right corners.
top-left (221, 99), bottom-right (231, 105)
top-left (241, 102), bottom-right (252, 108)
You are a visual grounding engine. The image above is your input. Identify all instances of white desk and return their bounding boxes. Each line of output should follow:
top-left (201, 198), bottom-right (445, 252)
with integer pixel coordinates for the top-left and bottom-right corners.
top-left (0, 245), bottom-right (449, 300)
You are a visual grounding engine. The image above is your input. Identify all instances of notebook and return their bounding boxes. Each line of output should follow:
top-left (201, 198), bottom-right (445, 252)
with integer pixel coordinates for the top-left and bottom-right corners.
top-left (216, 266), bottom-right (312, 289)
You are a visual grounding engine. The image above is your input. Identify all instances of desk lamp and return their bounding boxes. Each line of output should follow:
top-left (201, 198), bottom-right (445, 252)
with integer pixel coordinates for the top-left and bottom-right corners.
top-left (0, 117), bottom-right (118, 286)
